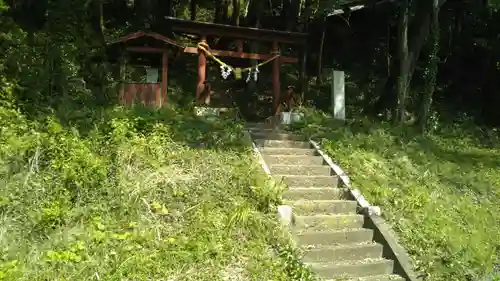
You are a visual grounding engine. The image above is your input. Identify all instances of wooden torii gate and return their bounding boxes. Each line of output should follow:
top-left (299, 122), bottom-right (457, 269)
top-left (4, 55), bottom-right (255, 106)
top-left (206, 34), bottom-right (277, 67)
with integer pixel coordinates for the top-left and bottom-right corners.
top-left (165, 17), bottom-right (308, 115)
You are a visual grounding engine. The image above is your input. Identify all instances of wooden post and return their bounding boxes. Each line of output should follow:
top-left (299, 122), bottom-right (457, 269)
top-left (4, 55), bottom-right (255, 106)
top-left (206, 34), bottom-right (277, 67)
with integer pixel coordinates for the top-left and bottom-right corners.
top-left (196, 36), bottom-right (207, 103)
top-left (331, 70), bottom-right (345, 120)
top-left (119, 55), bottom-right (126, 105)
top-left (317, 18), bottom-right (326, 82)
top-left (203, 82), bottom-right (212, 105)
top-left (272, 41), bottom-right (280, 115)
top-left (161, 51), bottom-right (168, 107)
top-left (299, 47), bottom-right (307, 103)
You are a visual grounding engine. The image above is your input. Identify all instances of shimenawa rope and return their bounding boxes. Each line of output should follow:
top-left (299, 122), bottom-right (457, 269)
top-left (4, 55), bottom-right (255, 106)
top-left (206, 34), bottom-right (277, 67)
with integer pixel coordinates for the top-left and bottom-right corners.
top-left (196, 41), bottom-right (280, 80)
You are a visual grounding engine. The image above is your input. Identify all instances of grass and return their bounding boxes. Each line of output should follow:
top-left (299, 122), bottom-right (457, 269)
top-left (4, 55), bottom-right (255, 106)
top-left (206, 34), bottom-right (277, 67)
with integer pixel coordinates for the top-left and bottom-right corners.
top-left (0, 104), bottom-right (316, 281)
top-left (290, 108), bottom-right (500, 281)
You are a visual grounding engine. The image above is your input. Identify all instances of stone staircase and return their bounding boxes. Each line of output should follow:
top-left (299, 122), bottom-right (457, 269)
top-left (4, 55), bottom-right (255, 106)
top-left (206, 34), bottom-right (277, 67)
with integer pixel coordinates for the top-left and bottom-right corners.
top-left (246, 123), bottom-right (405, 281)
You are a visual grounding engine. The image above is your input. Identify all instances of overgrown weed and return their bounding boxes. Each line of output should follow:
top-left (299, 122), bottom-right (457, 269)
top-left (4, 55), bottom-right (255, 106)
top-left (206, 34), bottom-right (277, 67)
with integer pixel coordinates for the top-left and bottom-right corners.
top-left (0, 105), bottom-right (315, 280)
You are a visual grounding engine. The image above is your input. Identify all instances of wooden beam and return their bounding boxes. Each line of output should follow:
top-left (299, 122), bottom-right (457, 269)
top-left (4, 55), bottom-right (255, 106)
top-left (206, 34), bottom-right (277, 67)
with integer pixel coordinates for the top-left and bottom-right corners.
top-left (173, 26), bottom-right (305, 44)
top-left (165, 17), bottom-right (307, 45)
top-left (112, 31), bottom-right (184, 48)
top-left (161, 51), bottom-right (168, 106)
top-left (126, 46), bottom-right (166, 53)
top-left (183, 47), bottom-right (298, 63)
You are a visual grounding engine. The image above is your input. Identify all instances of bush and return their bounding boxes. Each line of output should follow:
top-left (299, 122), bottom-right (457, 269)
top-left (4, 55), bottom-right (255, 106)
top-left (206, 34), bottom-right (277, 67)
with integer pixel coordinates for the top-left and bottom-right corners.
top-left (0, 105), bottom-right (315, 280)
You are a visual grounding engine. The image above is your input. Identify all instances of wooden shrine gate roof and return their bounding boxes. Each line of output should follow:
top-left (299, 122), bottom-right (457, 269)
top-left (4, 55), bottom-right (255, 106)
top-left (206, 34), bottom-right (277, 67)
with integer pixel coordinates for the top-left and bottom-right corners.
top-left (164, 17), bottom-right (308, 45)
top-left (108, 31), bottom-right (185, 48)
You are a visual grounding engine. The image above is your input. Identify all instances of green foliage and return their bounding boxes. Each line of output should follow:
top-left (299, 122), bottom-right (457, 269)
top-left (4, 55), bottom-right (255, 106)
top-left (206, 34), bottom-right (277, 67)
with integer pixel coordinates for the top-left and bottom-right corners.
top-left (0, 103), bottom-right (316, 280)
top-left (290, 108), bottom-right (500, 281)
top-left (490, 0), bottom-right (500, 10)
top-left (274, 242), bottom-right (319, 281)
top-left (0, 0), bottom-right (7, 11)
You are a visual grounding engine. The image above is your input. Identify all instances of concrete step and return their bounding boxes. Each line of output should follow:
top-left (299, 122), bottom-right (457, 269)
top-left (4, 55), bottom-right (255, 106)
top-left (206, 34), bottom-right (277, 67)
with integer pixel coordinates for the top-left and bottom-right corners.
top-left (295, 214), bottom-right (364, 231)
top-left (250, 131), bottom-right (305, 141)
top-left (275, 175), bottom-right (338, 187)
top-left (264, 155), bottom-right (324, 165)
top-left (248, 128), bottom-right (289, 134)
top-left (282, 187), bottom-right (349, 201)
top-left (297, 229), bottom-right (374, 246)
top-left (260, 147), bottom-right (317, 156)
top-left (245, 123), bottom-right (281, 130)
top-left (254, 139), bottom-right (311, 148)
top-left (362, 275), bottom-right (406, 281)
top-left (325, 274), bottom-right (405, 281)
top-left (306, 259), bottom-right (394, 278)
top-left (302, 243), bottom-right (383, 263)
top-left (270, 164), bottom-right (332, 176)
top-left (285, 200), bottom-right (357, 215)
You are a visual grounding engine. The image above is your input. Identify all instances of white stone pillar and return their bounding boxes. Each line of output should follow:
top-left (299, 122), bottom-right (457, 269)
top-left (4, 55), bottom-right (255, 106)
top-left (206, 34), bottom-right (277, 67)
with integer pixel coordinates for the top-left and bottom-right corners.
top-left (331, 70), bottom-right (345, 120)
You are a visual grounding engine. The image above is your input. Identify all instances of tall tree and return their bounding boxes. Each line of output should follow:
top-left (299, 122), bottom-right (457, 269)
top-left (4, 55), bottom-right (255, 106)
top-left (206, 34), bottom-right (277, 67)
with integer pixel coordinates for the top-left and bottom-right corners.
top-left (190, 0), bottom-right (196, 20)
top-left (232, 0), bottom-right (241, 25)
top-left (419, 0), bottom-right (440, 132)
top-left (395, 0), bottom-right (409, 123)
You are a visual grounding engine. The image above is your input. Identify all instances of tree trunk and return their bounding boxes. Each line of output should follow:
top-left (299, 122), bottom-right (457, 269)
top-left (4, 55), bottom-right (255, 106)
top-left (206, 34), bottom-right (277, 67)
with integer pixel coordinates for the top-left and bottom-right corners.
top-left (299, 0), bottom-right (313, 101)
top-left (396, 0), bottom-right (409, 124)
top-left (378, 0), bottom-right (447, 119)
top-left (215, 0), bottom-right (222, 23)
top-left (98, 0), bottom-right (104, 40)
top-left (222, 0), bottom-right (229, 23)
top-left (285, 0), bottom-right (301, 31)
top-left (248, 0), bottom-right (261, 93)
top-left (242, 0), bottom-right (251, 18)
top-left (215, 0), bottom-right (230, 23)
top-left (89, 0), bottom-right (105, 43)
top-left (155, 0), bottom-right (172, 27)
top-left (238, 0), bottom-right (263, 119)
top-left (407, 0), bottom-right (447, 90)
top-left (166, 0), bottom-right (172, 17)
top-left (419, 0), bottom-right (440, 133)
top-left (190, 0), bottom-right (196, 21)
top-left (316, 17), bottom-right (326, 85)
top-left (232, 0), bottom-right (241, 25)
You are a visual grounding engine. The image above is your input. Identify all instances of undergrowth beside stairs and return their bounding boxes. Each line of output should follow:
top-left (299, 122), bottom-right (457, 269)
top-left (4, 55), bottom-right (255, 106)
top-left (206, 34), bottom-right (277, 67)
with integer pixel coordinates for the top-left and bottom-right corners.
top-left (290, 108), bottom-right (500, 281)
top-left (0, 105), bottom-right (316, 281)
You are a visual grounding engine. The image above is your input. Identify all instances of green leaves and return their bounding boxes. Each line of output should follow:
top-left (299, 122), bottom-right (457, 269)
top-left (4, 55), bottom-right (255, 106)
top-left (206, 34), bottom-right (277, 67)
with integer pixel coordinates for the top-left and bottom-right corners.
top-left (0, 104), bottom-right (311, 280)
top-left (489, 0), bottom-right (500, 10)
top-left (0, 0), bottom-right (7, 12)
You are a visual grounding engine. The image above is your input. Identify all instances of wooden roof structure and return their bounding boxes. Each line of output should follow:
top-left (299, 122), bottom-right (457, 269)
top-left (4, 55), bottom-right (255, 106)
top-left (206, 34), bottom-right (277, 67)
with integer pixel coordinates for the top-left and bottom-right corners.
top-left (109, 31), bottom-right (185, 48)
top-left (165, 17), bottom-right (308, 45)
top-left (106, 31), bottom-right (184, 66)
top-left (108, 31), bottom-right (186, 54)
